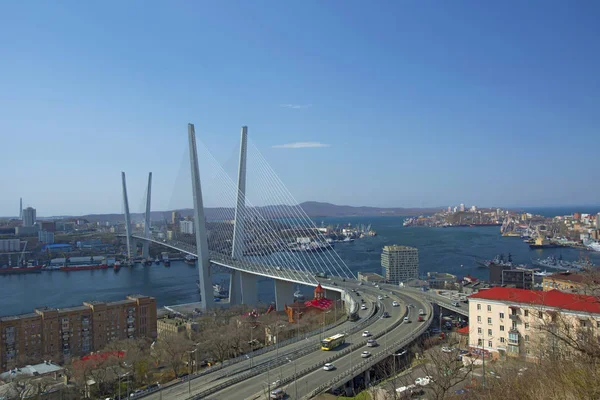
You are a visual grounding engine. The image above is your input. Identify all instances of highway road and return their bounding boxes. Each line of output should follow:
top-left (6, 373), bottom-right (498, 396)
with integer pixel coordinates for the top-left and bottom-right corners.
top-left (208, 287), bottom-right (430, 400)
top-left (141, 279), bottom-right (382, 400)
top-left (404, 287), bottom-right (469, 316)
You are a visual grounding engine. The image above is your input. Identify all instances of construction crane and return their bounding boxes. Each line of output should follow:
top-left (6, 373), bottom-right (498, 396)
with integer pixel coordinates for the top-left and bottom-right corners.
top-left (17, 241), bottom-right (27, 266)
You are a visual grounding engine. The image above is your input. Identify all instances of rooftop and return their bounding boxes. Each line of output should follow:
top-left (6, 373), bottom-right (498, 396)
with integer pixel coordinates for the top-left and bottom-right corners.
top-left (0, 312), bottom-right (39, 322)
top-left (469, 287), bottom-right (600, 314)
top-left (0, 362), bottom-right (63, 380)
top-left (383, 245), bottom-right (417, 252)
top-left (58, 305), bottom-right (90, 313)
top-left (545, 272), bottom-right (599, 285)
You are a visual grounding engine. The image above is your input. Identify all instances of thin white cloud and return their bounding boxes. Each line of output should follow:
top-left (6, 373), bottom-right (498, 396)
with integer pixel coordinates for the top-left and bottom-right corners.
top-left (280, 104), bottom-right (312, 109)
top-left (272, 142), bottom-right (331, 149)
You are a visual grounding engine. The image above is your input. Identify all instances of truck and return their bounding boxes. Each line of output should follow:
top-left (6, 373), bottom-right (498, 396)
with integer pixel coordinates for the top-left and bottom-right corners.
top-left (419, 309), bottom-right (426, 316)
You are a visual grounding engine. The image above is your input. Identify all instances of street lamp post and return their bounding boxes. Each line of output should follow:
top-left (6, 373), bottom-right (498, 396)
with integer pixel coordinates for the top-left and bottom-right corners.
top-left (286, 358), bottom-right (298, 399)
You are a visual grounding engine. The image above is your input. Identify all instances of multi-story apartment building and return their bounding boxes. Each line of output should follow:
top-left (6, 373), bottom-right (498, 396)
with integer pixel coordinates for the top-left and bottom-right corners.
top-left (468, 287), bottom-right (600, 361)
top-left (381, 245), bottom-right (419, 284)
top-left (0, 295), bottom-right (156, 372)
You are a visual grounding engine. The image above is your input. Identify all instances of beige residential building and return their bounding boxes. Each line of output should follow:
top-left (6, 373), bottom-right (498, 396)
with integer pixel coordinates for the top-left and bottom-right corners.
top-left (381, 245), bottom-right (419, 284)
top-left (0, 295), bottom-right (156, 373)
top-left (468, 287), bottom-right (600, 361)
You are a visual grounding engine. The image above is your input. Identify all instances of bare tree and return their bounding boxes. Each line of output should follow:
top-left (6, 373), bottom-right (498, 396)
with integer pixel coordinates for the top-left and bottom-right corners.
top-left (153, 334), bottom-right (193, 378)
top-left (417, 345), bottom-right (473, 400)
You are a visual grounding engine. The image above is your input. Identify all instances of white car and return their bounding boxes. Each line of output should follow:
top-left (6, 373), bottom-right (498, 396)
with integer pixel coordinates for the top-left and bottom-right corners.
top-left (323, 363), bottom-right (335, 371)
top-left (362, 331), bottom-right (371, 337)
top-left (403, 317), bottom-right (410, 323)
top-left (361, 351), bottom-right (371, 358)
top-left (415, 377), bottom-right (432, 386)
top-left (441, 346), bottom-right (453, 353)
top-left (377, 295), bottom-right (383, 300)
top-left (392, 301), bottom-right (399, 307)
top-left (361, 305), bottom-right (367, 310)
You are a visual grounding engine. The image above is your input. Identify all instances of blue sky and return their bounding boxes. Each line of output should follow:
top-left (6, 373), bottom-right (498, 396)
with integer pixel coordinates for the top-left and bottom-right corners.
top-left (1, 1), bottom-right (599, 216)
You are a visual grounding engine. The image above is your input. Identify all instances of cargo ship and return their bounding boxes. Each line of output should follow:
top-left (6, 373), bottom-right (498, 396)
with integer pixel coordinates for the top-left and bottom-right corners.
top-left (60, 263), bottom-right (109, 271)
top-left (0, 264), bottom-right (43, 274)
top-left (113, 261), bottom-right (121, 271)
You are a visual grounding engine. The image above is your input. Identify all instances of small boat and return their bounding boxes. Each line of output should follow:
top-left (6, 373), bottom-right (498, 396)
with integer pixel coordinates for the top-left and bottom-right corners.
top-left (162, 254), bottom-right (170, 267)
top-left (185, 255), bottom-right (197, 265)
top-left (143, 258), bottom-right (153, 266)
top-left (113, 261), bottom-right (121, 271)
top-left (154, 257), bottom-right (160, 265)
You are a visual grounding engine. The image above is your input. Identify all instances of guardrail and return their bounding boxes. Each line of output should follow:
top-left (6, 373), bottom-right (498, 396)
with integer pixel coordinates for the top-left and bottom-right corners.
top-left (305, 292), bottom-right (434, 399)
top-left (186, 300), bottom-right (385, 399)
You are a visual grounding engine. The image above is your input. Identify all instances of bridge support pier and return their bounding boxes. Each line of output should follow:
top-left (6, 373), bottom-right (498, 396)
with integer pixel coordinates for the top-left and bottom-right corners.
top-left (240, 271), bottom-right (258, 305)
top-left (274, 280), bottom-right (295, 311)
top-left (121, 172), bottom-right (133, 261)
top-left (229, 270), bottom-right (242, 305)
top-left (142, 172), bottom-right (152, 259)
top-left (363, 370), bottom-right (371, 386)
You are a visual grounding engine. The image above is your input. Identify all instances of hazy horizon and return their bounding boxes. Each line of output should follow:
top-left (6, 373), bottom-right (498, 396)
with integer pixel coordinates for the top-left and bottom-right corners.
top-left (2, 2), bottom-right (599, 216)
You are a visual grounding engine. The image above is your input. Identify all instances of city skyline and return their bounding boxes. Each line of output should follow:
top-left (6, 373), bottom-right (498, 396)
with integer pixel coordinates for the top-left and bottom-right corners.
top-left (1, 1), bottom-right (600, 215)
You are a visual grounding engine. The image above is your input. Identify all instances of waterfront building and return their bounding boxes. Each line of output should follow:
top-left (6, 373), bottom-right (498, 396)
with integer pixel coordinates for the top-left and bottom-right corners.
top-left (459, 203), bottom-right (465, 212)
top-left (502, 268), bottom-right (534, 290)
top-left (0, 295), bottom-right (157, 373)
top-left (37, 231), bottom-right (55, 244)
top-left (180, 220), bottom-right (195, 235)
top-left (15, 225), bottom-right (39, 236)
top-left (40, 221), bottom-right (56, 232)
top-left (0, 239), bottom-right (21, 252)
top-left (381, 245), bottom-right (419, 284)
top-left (596, 213), bottom-right (600, 229)
top-left (468, 287), bottom-right (600, 361)
top-left (22, 207), bottom-right (36, 227)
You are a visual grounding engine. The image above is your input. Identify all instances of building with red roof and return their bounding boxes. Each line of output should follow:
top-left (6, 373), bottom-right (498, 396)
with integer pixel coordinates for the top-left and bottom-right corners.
top-left (467, 287), bottom-right (600, 361)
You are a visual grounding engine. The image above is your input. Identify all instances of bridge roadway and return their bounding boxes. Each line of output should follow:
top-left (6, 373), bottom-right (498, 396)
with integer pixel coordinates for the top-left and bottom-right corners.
top-left (403, 287), bottom-right (469, 316)
top-left (203, 284), bottom-right (430, 400)
top-left (140, 280), bottom-right (382, 400)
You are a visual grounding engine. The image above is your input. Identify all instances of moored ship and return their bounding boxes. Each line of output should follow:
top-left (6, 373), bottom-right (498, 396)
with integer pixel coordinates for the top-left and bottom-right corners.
top-left (0, 264), bottom-right (43, 274)
top-left (60, 263), bottom-right (109, 271)
top-left (185, 255), bottom-right (197, 265)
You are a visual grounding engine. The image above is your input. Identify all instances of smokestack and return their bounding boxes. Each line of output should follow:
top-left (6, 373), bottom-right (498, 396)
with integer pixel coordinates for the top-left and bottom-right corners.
top-left (19, 198), bottom-right (22, 219)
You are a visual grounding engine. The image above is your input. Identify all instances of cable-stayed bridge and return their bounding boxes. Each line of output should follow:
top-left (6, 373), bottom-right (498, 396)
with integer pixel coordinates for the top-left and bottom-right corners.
top-left (121, 124), bottom-right (357, 312)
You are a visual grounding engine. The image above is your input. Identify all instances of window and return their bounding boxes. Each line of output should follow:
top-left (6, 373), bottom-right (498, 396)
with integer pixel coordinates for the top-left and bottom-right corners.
top-left (499, 312), bottom-right (504, 319)
top-left (478, 327), bottom-right (482, 334)
top-left (488, 340), bottom-right (492, 347)
top-left (500, 337), bottom-right (505, 343)
top-left (597, 321), bottom-right (600, 328)
top-left (477, 316), bottom-right (481, 323)
top-left (581, 320), bottom-right (587, 328)
top-left (524, 310), bottom-right (529, 317)
top-left (487, 317), bottom-right (492, 325)
top-left (478, 339), bottom-right (483, 346)
top-left (512, 321), bottom-right (517, 330)
top-left (538, 311), bottom-right (543, 318)
top-left (487, 305), bottom-right (492, 312)
top-left (488, 329), bottom-right (492, 336)
top-left (525, 323), bottom-right (530, 330)
top-left (500, 325), bottom-right (505, 332)
top-left (525, 334), bottom-right (530, 342)
top-left (477, 304), bottom-right (481, 311)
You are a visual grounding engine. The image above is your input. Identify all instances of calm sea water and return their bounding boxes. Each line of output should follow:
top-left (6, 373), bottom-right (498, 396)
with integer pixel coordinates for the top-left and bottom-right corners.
top-left (1, 216), bottom-right (599, 317)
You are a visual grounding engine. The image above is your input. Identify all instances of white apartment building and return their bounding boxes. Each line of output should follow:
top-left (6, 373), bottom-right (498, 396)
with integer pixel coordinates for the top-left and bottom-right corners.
top-left (179, 220), bottom-right (195, 235)
top-left (381, 245), bottom-right (419, 284)
top-left (468, 287), bottom-right (600, 361)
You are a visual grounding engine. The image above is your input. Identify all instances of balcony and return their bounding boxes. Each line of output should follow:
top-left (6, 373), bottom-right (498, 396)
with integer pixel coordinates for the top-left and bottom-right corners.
top-left (508, 330), bottom-right (520, 345)
top-left (509, 314), bottom-right (520, 321)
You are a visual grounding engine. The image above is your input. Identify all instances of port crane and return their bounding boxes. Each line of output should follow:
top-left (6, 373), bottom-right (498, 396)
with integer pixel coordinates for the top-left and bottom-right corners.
top-left (17, 241), bottom-right (27, 266)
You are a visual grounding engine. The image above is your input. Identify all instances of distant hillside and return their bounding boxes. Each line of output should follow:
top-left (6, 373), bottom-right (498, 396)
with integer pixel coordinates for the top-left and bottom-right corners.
top-left (76, 202), bottom-right (441, 223)
top-left (298, 201), bottom-right (440, 217)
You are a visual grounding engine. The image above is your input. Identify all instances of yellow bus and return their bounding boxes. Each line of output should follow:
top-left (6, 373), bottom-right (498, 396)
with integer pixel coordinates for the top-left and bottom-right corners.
top-left (321, 333), bottom-right (345, 351)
